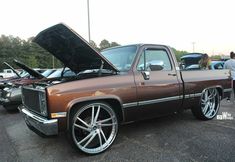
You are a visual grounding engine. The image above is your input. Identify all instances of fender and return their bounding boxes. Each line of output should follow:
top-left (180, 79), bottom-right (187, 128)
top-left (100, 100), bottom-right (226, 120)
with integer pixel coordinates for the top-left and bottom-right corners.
top-left (66, 95), bottom-right (125, 129)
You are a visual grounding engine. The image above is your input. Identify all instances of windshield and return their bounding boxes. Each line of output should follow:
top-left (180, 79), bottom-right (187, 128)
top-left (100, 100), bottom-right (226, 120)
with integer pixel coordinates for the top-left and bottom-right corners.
top-left (19, 71), bottom-right (29, 78)
top-left (48, 69), bottom-right (76, 78)
top-left (101, 45), bottom-right (137, 72)
top-left (42, 69), bottom-right (55, 77)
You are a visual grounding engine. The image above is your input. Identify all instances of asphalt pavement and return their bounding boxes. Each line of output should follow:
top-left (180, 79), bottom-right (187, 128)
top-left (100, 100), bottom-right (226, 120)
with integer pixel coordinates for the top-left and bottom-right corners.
top-left (0, 100), bottom-right (234, 162)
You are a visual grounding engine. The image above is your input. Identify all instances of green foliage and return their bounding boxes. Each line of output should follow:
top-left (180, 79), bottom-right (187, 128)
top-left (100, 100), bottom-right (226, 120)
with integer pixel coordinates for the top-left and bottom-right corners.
top-left (210, 55), bottom-right (221, 60)
top-left (89, 40), bottom-right (100, 51)
top-left (99, 39), bottom-right (111, 50)
top-left (110, 42), bottom-right (120, 47)
top-left (98, 39), bottom-right (120, 51)
top-left (171, 47), bottom-right (189, 62)
top-left (0, 35), bottom-right (62, 70)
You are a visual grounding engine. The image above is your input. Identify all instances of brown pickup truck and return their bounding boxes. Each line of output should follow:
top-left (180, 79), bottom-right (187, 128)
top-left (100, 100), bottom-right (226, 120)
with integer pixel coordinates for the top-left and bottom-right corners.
top-left (19, 23), bottom-right (232, 155)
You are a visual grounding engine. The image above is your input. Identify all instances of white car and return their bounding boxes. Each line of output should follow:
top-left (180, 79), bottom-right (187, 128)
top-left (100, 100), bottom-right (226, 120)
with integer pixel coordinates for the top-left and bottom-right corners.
top-left (0, 69), bottom-right (17, 79)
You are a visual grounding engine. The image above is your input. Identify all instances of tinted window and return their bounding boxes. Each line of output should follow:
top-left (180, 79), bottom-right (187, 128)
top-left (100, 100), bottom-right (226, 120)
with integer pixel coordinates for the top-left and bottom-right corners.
top-left (214, 63), bottom-right (223, 69)
top-left (137, 49), bottom-right (172, 71)
top-left (101, 46), bottom-right (137, 72)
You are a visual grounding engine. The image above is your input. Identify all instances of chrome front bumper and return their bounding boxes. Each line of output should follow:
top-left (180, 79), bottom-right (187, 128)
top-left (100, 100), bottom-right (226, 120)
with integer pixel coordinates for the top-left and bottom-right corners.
top-left (19, 106), bottom-right (58, 136)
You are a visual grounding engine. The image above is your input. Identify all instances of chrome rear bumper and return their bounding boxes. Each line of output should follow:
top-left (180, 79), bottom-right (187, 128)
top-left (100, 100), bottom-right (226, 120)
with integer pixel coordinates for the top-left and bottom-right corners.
top-left (19, 105), bottom-right (58, 136)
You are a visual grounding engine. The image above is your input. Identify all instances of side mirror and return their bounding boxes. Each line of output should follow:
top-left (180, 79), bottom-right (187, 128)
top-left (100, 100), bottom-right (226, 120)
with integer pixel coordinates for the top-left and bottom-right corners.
top-left (141, 71), bottom-right (150, 80)
top-left (179, 63), bottom-right (185, 70)
top-left (149, 64), bottom-right (163, 71)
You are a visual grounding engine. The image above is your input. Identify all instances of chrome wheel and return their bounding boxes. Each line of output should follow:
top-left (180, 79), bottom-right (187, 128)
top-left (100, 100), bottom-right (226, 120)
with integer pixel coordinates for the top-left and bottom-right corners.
top-left (72, 102), bottom-right (118, 154)
top-left (201, 88), bottom-right (220, 119)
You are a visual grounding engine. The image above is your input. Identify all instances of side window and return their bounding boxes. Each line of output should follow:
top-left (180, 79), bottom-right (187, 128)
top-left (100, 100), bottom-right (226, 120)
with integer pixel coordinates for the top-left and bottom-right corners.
top-left (214, 63), bottom-right (223, 70)
top-left (137, 49), bottom-right (172, 71)
top-left (6, 70), bottom-right (12, 73)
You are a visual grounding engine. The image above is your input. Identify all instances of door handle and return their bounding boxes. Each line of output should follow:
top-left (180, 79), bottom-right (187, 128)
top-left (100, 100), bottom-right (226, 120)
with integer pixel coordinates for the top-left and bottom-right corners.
top-left (168, 73), bottom-right (177, 76)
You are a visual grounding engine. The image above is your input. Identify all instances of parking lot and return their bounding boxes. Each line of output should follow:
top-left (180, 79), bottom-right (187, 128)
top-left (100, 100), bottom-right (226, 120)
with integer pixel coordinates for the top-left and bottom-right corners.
top-left (0, 100), bottom-right (234, 162)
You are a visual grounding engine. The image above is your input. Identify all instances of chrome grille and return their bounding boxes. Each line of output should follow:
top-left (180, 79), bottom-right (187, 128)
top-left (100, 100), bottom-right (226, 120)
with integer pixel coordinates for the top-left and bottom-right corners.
top-left (21, 87), bottom-right (46, 115)
top-left (1, 89), bottom-right (8, 98)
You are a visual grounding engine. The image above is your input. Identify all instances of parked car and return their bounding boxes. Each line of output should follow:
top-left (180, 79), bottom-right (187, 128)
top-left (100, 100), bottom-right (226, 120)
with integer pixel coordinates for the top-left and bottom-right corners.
top-left (19, 23), bottom-right (232, 155)
top-left (0, 68), bottom-right (17, 79)
top-left (180, 53), bottom-right (203, 69)
top-left (183, 61), bottom-right (225, 70)
top-left (0, 68), bottom-right (75, 111)
top-left (0, 62), bottom-right (22, 90)
top-left (0, 60), bottom-right (56, 110)
top-left (180, 53), bottom-right (225, 70)
top-left (210, 60), bottom-right (224, 70)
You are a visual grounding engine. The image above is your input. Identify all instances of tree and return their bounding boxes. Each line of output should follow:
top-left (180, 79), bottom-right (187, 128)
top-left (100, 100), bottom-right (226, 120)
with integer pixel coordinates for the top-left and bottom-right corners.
top-left (99, 39), bottom-right (110, 50)
top-left (210, 55), bottom-right (221, 60)
top-left (89, 40), bottom-right (99, 51)
top-left (0, 35), bottom-right (62, 71)
top-left (110, 42), bottom-right (120, 47)
top-left (171, 47), bottom-right (188, 62)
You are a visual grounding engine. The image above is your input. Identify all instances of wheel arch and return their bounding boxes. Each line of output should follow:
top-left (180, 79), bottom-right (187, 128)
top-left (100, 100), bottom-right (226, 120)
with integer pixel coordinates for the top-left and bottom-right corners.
top-left (201, 85), bottom-right (223, 96)
top-left (66, 96), bottom-right (125, 130)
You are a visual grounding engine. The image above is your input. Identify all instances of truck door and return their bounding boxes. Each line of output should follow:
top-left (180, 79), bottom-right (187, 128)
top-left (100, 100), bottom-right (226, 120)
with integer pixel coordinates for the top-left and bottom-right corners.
top-left (134, 46), bottom-right (182, 119)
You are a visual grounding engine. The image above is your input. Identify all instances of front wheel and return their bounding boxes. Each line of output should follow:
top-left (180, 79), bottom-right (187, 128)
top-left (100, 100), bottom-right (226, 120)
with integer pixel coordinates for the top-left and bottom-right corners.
top-left (191, 88), bottom-right (220, 120)
top-left (69, 102), bottom-right (118, 155)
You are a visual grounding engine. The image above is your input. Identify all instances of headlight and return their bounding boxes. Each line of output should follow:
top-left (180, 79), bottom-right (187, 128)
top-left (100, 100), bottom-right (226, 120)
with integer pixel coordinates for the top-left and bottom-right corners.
top-left (3, 87), bottom-right (10, 91)
top-left (39, 91), bottom-right (47, 116)
top-left (6, 92), bottom-right (11, 97)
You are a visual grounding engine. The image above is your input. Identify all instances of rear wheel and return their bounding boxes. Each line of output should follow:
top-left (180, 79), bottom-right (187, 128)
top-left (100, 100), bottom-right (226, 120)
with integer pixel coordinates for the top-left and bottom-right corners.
top-left (191, 88), bottom-right (220, 120)
top-left (69, 102), bottom-right (118, 154)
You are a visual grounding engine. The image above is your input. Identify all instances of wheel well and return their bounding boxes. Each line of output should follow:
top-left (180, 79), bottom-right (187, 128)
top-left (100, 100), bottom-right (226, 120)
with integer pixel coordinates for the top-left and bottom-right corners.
top-left (216, 87), bottom-right (223, 98)
top-left (68, 99), bottom-right (124, 123)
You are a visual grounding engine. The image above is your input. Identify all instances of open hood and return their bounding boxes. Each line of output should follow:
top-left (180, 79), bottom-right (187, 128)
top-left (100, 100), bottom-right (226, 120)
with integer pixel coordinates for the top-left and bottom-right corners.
top-left (33, 23), bottom-right (118, 73)
top-left (13, 60), bottom-right (45, 79)
top-left (3, 62), bottom-right (21, 78)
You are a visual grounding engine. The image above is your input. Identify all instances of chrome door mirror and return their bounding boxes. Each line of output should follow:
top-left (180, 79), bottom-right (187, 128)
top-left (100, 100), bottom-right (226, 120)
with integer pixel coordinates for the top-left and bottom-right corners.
top-left (141, 71), bottom-right (150, 80)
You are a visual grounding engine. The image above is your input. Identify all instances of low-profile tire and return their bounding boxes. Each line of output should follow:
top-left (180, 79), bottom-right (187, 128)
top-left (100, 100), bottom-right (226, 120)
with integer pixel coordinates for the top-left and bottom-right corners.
top-left (68, 102), bottom-right (118, 155)
top-left (191, 88), bottom-right (220, 120)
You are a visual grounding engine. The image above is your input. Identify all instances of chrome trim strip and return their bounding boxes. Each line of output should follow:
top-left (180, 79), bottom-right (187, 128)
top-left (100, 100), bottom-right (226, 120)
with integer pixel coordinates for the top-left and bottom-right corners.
top-left (224, 88), bottom-right (233, 92)
top-left (184, 94), bottom-right (190, 99)
top-left (139, 96), bottom-right (181, 106)
top-left (123, 93), bottom-right (202, 108)
top-left (123, 102), bottom-right (138, 108)
top-left (194, 93), bottom-right (202, 97)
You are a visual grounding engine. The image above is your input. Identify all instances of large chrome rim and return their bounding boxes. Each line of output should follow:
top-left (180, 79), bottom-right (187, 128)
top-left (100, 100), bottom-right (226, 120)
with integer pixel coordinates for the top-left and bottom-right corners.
top-left (72, 103), bottom-right (118, 154)
top-left (201, 88), bottom-right (219, 119)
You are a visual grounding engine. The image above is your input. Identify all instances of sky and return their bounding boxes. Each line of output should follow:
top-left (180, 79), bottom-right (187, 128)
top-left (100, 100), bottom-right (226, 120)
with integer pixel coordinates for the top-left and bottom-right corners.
top-left (0, 0), bottom-right (234, 55)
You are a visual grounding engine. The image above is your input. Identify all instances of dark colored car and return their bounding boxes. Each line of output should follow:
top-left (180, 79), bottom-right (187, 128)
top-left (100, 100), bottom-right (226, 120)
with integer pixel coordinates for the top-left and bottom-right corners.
top-left (180, 53), bottom-right (203, 69)
top-left (19, 23), bottom-right (232, 155)
top-left (181, 54), bottom-right (225, 70)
